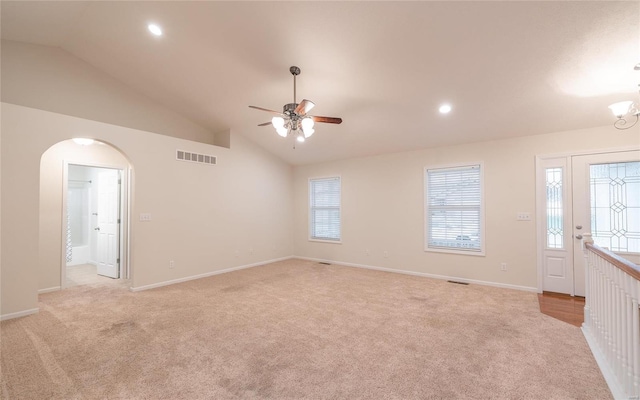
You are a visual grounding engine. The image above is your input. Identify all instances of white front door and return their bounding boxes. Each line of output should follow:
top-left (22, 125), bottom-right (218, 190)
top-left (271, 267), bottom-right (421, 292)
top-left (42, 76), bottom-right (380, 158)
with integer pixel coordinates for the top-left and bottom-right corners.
top-left (538, 150), bottom-right (640, 296)
top-left (96, 169), bottom-right (120, 278)
top-left (571, 150), bottom-right (640, 296)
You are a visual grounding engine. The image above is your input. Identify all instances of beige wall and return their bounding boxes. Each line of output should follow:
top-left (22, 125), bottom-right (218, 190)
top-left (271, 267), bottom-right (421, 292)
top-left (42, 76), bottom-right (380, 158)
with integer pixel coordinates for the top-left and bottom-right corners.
top-left (1, 40), bottom-right (224, 146)
top-left (39, 141), bottom-right (130, 290)
top-left (1, 103), bottom-right (294, 316)
top-left (293, 126), bottom-right (640, 290)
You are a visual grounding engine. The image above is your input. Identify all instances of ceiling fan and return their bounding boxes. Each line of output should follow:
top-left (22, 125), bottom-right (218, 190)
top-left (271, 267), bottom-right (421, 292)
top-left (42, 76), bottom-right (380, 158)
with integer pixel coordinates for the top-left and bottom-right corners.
top-left (249, 66), bottom-right (342, 144)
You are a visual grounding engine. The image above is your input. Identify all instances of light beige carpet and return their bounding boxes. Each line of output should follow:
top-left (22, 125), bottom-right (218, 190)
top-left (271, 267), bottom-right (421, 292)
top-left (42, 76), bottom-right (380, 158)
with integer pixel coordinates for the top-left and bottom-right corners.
top-left (1, 259), bottom-right (610, 399)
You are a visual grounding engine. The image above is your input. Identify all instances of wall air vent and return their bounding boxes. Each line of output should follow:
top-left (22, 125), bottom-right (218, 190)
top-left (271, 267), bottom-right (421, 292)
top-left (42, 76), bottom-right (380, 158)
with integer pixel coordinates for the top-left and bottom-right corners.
top-left (176, 150), bottom-right (217, 165)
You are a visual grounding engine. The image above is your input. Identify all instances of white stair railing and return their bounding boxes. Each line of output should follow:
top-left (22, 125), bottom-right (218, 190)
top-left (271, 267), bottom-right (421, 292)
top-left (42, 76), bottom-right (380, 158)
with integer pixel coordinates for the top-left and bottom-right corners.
top-left (582, 241), bottom-right (640, 400)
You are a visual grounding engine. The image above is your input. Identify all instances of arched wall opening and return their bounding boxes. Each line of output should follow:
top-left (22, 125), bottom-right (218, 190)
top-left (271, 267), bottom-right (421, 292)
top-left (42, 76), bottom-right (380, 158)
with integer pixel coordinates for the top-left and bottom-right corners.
top-left (39, 139), bottom-right (133, 292)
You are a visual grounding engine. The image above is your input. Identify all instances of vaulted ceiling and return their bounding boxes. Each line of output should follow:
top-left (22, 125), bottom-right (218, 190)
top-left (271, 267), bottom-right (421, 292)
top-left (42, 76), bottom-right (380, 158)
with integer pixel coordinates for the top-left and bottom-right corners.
top-left (1, 1), bottom-right (638, 165)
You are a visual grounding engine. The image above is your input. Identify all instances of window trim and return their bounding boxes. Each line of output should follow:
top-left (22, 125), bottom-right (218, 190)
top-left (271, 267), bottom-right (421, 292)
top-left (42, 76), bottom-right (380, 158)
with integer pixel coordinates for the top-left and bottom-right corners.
top-left (424, 162), bottom-right (485, 256)
top-left (308, 175), bottom-right (342, 244)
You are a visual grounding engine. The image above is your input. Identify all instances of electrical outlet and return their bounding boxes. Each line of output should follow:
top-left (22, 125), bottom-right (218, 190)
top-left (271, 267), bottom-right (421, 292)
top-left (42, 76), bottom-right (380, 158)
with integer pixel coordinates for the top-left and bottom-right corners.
top-left (249, 248), bottom-right (254, 255)
top-left (383, 251), bottom-right (389, 258)
top-left (169, 260), bottom-right (175, 269)
top-left (365, 249), bottom-right (371, 255)
top-left (500, 262), bottom-right (507, 271)
top-left (235, 250), bottom-right (240, 257)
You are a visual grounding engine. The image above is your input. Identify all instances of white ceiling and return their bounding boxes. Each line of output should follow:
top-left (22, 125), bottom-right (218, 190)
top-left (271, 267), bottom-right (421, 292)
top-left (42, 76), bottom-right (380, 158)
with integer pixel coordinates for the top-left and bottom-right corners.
top-left (1, 1), bottom-right (638, 165)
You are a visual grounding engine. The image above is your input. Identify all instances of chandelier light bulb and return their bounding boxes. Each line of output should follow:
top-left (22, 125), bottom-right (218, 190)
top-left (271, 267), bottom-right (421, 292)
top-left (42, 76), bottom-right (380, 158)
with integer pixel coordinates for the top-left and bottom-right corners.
top-left (608, 101), bottom-right (633, 118)
top-left (276, 127), bottom-right (288, 137)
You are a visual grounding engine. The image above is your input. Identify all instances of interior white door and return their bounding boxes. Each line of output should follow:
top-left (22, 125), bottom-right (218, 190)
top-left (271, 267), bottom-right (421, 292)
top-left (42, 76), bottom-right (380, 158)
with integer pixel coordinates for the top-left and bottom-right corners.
top-left (539, 158), bottom-right (574, 295)
top-left (96, 169), bottom-right (120, 278)
top-left (571, 150), bottom-right (640, 296)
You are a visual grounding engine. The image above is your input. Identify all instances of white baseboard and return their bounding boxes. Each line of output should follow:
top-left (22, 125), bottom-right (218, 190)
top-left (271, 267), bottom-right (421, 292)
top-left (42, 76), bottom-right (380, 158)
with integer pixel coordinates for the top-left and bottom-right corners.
top-left (295, 256), bottom-right (538, 293)
top-left (129, 256), bottom-right (294, 292)
top-left (0, 308), bottom-right (39, 321)
top-left (38, 286), bottom-right (61, 294)
top-left (581, 325), bottom-right (623, 399)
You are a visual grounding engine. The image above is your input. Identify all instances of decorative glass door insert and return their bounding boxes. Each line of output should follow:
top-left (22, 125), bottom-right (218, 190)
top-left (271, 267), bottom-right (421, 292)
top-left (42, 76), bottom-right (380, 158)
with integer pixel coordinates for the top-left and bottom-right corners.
top-left (589, 161), bottom-right (640, 253)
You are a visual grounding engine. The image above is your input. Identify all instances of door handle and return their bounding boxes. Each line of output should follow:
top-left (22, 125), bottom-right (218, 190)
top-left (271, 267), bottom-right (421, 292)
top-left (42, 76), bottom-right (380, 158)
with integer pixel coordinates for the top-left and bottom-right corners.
top-left (575, 234), bottom-right (582, 240)
top-left (94, 227), bottom-right (100, 231)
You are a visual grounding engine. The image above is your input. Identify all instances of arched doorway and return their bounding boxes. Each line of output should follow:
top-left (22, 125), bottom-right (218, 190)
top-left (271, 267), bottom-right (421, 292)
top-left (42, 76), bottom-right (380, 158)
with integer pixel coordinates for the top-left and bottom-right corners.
top-left (39, 139), bottom-right (133, 292)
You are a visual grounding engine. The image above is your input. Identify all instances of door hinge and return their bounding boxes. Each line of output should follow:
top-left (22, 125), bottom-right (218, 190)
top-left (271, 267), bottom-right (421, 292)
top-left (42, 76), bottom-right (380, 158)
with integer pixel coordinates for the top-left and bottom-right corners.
top-left (117, 219), bottom-right (121, 224)
top-left (118, 179), bottom-right (122, 184)
top-left (117, 258), bottom-right (120, 264)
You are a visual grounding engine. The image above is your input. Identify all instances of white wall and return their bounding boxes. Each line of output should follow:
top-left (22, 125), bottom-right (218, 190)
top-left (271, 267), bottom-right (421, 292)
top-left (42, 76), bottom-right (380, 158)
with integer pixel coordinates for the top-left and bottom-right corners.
top-left (293, 126), bottom-right (639, 290)
top-left (1, 40), bottom-right (224, 146)
top-left (1, 103), bottom-right (294, 316)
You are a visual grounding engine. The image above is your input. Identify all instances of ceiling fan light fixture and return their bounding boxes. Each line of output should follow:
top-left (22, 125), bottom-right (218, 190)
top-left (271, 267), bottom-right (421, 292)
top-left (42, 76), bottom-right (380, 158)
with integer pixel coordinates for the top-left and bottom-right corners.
top-left (249, 66), bottom-right (342, 146)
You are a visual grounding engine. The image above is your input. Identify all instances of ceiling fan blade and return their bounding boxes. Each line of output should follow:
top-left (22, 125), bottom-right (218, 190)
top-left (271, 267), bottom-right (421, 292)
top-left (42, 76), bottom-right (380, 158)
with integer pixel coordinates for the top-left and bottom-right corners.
top-left (258, 121), bottom-right (272, 127)
top-left (294, 99), bottom-right (315, 115)
top-left (311, 116), bottom-right (343, 124)
top-left (249, 105), bottom-right (284, 116)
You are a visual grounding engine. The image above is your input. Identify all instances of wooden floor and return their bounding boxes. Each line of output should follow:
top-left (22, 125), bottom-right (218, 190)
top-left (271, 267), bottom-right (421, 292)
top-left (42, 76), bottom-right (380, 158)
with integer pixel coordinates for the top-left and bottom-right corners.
top-left (537, 291), bottom-right (585, 327)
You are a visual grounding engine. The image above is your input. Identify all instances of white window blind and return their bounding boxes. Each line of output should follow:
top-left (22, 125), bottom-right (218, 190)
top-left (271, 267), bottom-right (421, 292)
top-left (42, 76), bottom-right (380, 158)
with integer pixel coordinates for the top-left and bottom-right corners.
top-left (309, 177), bottom-right (341, 241)
top-left (425, 164), bottom-right (483, 252)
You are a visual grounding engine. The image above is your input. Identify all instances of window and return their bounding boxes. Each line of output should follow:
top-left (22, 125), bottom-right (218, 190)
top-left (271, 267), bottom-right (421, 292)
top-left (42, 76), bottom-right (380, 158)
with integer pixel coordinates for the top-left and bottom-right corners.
top-left (309, 177), bottom-right (341, 242)
top-left (425, 164), bottom-right (483, 254)
top-left (545, 167), bottom-right (564, 249)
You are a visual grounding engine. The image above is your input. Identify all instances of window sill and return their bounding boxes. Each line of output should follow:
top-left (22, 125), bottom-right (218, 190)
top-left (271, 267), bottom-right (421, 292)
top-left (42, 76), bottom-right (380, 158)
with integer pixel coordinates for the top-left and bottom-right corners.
top-left (309, 238), bottom-right (342, 244)
top-left (425, 247), bottom-right (485, 257)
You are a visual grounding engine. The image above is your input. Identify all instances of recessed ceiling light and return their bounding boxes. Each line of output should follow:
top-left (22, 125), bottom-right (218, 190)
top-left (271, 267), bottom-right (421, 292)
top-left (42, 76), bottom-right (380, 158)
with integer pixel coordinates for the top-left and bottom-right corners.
top-left (439, 104), bottom-right (452, 114)
top-left (148, 24), bottom-right (162, 36)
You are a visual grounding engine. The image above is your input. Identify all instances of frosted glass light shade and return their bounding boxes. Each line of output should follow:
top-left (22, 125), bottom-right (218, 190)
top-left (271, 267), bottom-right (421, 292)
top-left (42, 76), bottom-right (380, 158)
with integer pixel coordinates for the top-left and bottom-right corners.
top-left (297, 135), bottom-right (305, 142)
top-left (301, 117), bottom-right (314, 130)
top-left (276, 127), bottom-right (288, 137)
top-left (303, 128), bottom-right (315, 138)
top-left (609, 101), bottom-right (633, 118)
top-left (272, 116), bottom-right (285, 128)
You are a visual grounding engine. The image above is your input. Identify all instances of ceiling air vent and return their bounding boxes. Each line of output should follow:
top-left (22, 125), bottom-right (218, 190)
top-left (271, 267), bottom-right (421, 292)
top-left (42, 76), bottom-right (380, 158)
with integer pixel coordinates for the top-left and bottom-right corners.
top-left (176, 150), bottom-right (217, 166)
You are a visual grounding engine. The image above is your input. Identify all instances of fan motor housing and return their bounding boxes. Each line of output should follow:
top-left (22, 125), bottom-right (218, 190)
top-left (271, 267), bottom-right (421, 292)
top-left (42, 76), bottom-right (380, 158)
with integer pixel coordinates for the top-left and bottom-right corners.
top-left (283, 103), bottom-right (298, 116)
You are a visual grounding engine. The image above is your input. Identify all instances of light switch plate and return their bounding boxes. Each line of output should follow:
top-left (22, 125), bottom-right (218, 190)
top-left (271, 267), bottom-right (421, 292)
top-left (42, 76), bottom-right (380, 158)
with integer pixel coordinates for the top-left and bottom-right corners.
top-left (516, 212), bottom-right (531, 221)
top-left (140, 213), bottom-right (152, 222)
